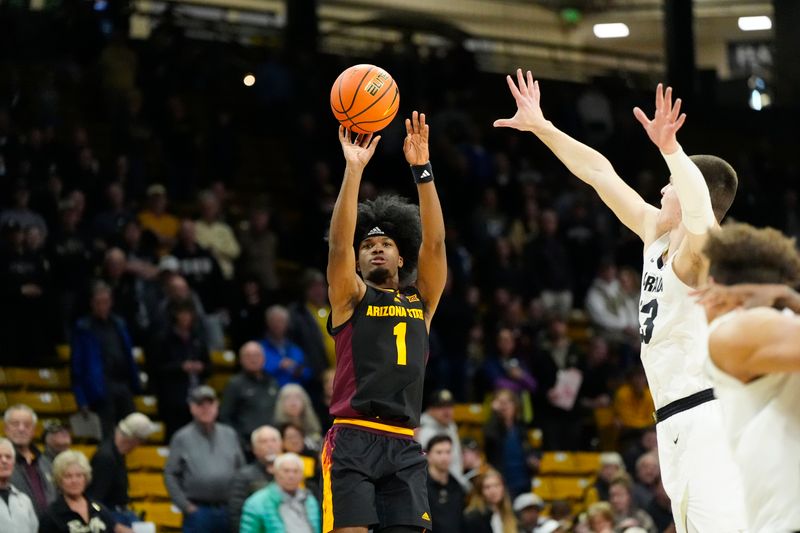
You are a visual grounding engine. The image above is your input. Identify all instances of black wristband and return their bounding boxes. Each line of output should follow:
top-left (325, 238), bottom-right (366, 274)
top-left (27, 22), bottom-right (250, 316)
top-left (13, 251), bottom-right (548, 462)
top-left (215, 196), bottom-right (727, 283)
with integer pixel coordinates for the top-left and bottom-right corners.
top-left (411, 162), bottom-right (434, 184)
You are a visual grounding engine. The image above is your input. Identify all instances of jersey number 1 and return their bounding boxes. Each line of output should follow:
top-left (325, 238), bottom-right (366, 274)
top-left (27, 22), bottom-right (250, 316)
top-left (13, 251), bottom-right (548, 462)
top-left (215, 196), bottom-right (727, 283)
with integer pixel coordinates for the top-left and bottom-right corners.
top-left (393, 322), bottom-right (407, 365)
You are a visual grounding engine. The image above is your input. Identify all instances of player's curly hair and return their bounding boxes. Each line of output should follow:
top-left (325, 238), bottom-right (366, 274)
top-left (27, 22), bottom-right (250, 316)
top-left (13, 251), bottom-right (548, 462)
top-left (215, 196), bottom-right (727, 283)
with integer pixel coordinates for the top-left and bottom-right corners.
top-left (704, 222), bottom-right (800, 286)
top-left (354, 194), bottom-right (421, 286)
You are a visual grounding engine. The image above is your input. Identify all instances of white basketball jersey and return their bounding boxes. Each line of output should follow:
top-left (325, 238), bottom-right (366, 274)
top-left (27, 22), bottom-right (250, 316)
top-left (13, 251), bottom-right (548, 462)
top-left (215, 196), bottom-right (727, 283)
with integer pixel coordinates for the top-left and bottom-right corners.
top-left (639, 234), bottom-right (713, 409)
top-left (707, 310), bottom-right (800, 533)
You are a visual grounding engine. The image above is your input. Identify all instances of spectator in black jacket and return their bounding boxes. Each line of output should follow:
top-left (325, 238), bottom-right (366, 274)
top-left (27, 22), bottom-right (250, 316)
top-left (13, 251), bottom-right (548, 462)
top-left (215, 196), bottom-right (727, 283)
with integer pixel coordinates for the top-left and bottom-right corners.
top-left (463, 468), bottom-right (518, 533)
top-left (87, 413), bottom-right (156, 526)
top-left (171, 219), bottom-right (225, 313)
top-left (219, 342), bottom-right (280, 452)
top-left (227, 425), bottom-right (282, 533)
top-left (150, 300), bottom-right (211, 438)
top-left (230, 277), bottom-right (269, 350)
top-left (0, 219), bottom-right (54, 365)
top-left (426, 435), bottom-right (465, 533)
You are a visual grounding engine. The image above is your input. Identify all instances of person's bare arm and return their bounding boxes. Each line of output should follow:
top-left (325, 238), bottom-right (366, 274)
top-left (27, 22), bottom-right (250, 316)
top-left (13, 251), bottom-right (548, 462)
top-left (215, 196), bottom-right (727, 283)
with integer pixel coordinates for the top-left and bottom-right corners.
top-left (327, 127), bottom-right (379, 327)
top-left (710, 307), bottom-right (800, 382)
top-left (634, 84), bottom-right (715, 287)
top-left (403, 111), bottom-right (446, 327)
top-left (694, 283), bottom-right (800, 313)
top-left (494, 69), bottom-right (659, 243)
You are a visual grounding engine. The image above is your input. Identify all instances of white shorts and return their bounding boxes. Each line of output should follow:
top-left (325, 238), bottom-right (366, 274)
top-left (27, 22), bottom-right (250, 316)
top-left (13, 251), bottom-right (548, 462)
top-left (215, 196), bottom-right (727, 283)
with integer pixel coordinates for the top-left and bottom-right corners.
top-left (656, 399), bottom-right (748, 533)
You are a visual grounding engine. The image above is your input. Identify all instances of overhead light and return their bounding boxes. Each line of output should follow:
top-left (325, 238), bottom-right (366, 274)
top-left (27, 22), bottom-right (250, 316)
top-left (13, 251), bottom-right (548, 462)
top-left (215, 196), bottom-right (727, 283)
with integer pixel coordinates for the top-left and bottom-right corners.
top-left (243, 74), bottom-right (256, 87)
top-left (738, 16), bottom-right (771, 31)
top-left (593, 23), bottom-right (630, 39)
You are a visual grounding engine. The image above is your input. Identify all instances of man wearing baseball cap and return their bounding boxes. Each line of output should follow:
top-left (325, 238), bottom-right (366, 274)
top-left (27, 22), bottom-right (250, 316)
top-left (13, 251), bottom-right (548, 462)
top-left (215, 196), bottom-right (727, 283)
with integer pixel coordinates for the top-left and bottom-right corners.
top-left (87, 412), bottom-right (157, 526)
top-left (164, 385), bottom-right (244, 532)
top-left (417, 389), bottom-right (467, 488)
top-left (513, 492), bottom-right (560, 533)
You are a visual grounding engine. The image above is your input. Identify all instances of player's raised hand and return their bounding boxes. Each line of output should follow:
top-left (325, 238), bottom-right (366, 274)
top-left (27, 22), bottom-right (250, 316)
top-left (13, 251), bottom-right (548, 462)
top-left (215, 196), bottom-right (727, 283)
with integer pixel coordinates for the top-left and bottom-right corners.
top-left (493, 69), bottom-right (548, 133)
top-left (633, 83), bottom-right (686, 154)
top-left (339, 126), bottom-right (380, 169)
top-left (403, 111), bottom-right (429, 165)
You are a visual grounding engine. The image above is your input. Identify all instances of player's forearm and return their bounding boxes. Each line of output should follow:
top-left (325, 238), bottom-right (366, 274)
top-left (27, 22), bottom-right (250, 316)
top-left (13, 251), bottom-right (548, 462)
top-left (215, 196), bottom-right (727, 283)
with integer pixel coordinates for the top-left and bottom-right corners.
top-left (775, 286), bottom-right (800, 313)
top-left (662, 145), bottom-right (716, 233)
top-left (533, 121), bottom-right (617, 189)
top-left (417, 178), bottom-right (445, 247)
top-left (328, 164), bottom-right (363, 250)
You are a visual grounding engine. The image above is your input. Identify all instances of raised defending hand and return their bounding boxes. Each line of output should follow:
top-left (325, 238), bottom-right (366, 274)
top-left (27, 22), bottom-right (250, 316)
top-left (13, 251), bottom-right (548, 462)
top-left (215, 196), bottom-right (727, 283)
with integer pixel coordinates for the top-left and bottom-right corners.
top-left (403, 111), bottom-right (429, 165)
top-left (493, 69), bottom-right (548, 133)
top-left (339, 126), bottom-right (380, 169)
top-left (633, 83), bottom-right (686, 154)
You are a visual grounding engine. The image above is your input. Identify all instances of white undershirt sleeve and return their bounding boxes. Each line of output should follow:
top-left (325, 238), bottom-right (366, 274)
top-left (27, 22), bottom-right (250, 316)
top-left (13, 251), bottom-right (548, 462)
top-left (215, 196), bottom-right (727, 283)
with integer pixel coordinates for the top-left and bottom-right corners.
top-left (662, 145), bottom-right (717, 234)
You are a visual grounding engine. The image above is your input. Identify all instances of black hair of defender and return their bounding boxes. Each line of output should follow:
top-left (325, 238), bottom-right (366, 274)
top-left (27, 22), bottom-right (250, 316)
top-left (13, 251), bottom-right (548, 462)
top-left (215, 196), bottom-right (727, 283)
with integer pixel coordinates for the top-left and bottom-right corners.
top-left (354, 194), bottom-right (422, 286)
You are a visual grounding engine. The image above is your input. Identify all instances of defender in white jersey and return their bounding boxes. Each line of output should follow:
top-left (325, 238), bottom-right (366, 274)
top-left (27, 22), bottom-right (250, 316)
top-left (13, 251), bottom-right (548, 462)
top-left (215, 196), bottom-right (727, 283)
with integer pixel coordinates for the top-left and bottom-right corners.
top-left (697, 224), bottom-right (800, 532)
top-left (496, 72), bottom-right (746, 531)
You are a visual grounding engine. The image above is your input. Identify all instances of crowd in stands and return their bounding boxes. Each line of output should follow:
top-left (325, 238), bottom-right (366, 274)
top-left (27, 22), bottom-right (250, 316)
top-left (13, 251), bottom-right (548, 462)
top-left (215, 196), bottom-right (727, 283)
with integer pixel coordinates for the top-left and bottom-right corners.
top-left (1, 4), bottom-right (798, 532)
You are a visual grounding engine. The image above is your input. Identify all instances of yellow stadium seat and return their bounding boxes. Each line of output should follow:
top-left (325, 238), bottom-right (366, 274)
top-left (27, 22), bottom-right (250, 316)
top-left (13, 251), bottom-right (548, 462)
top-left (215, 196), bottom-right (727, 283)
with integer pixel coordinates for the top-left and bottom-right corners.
top-left (210, 350), bottom-right (237, 369)
top-left (207, 373), bottom-right (233, 394)
top-left (301, 456), bottom-right (316, 479)
top-left (56, 345), bottom-right (71, 362)
top-left (71, 444), bottom-right (97, 460)
top-left (0, 369), bottom-right (9, 389)
top-left (131, 502), bottom-right (183, 529)
top-left (534, 476), bottom-right (593, 501)
top-left (147, 422), bottom-right (165, 444)
top-left (453, 403), bottom-right (487, 425)
top-left (127, 446), bottom-right (169, 471)
top-left (2, 368), bottom-right (71, 390)
top-left (129, 472), bottom-right (170, 499)
top-left (0, 392), bottom-right (7, 411)
top-left (6, 392), bottom-right (74, 415)
top-left (134, 396), bottom-right (158, 416)
top-left (539, 452), bottom-right (579, 475)
top-left (574, 452), bottom-right (601, 474)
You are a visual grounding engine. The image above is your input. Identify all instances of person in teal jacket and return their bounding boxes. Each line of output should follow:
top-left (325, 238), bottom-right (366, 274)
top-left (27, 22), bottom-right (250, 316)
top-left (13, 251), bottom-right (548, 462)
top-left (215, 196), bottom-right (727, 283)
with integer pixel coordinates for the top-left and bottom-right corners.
top-left (240, 452), bottom-right (321, 533)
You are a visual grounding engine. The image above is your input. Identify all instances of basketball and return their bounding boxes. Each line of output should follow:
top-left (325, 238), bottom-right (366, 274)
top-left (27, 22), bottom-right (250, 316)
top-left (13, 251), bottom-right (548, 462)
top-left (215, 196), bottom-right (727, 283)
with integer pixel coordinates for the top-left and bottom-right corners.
top-left (330, 64), bottom-right (400, 134)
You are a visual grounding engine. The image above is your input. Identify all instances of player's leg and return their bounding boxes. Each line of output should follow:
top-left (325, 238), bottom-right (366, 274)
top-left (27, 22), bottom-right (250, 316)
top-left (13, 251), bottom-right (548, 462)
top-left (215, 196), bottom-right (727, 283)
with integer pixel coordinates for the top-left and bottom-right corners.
top-left (683, 402), bottom-right (748, 532)
top-left (322, 428), bottom-right (380, 533)
top-left (374, 437), bottom-right (431, 531)
top-left (656, 416), bottom-right (689, 533)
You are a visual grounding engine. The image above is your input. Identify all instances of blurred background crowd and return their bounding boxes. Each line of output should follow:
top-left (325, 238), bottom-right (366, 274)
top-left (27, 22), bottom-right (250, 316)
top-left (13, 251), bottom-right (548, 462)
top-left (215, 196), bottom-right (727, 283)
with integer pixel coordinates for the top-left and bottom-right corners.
top-left (1, 0), bottom-right (798, 532)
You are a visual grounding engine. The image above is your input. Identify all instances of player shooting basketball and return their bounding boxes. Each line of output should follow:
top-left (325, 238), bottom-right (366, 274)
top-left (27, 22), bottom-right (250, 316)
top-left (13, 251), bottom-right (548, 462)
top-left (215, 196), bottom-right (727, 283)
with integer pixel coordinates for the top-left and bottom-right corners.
top-left (495, 70), bottom-right (747, 531)
top-left (323, 111), bottom-right (446, 533)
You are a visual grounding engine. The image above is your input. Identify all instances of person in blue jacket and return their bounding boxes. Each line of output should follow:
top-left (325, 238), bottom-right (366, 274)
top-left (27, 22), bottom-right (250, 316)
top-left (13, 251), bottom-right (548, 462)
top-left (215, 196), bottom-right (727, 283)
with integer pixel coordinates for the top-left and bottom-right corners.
top-left (240, 452), bottom-right (321, 533)
top-left (260, 305), bottom-right (313, 387)
top-left (70, 281), bottom-right (141, 439)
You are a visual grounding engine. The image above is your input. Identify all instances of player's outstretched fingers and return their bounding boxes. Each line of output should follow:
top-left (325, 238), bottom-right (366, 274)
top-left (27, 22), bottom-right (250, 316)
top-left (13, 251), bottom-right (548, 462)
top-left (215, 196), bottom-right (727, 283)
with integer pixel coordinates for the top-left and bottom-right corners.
top-left (506, 75), bottom-right (522, 101)
top-left (656, 83), bottom-right (664, 110)
top-left (665, 86), bottom-right (673, 112)
top-left (517, 69), bottom-right (528, 97)
top-left (675, 113), bottom-right (687, 130)
top-left (671, 98), bottom-right (683, 121)
top-left (533, 80), bottom-right (541, 104)
top-left (405, 118), bottom-right (412, 136)
top-left (361, 133), bottom-right (373, 148)
top-left (633, 107), bottom-right (650, 127)
top-left (526, 70), bottom-right (535, 93)
top-left (419, 112), bottom-right (426, 129)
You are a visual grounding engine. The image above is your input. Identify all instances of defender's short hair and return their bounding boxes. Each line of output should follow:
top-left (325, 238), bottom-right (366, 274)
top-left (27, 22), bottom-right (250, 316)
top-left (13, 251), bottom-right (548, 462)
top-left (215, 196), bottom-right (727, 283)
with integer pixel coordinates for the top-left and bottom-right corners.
top-left (354, 195), bottom-right (422, 286)
top-left (704, 223), bottom-right (800, 286)
top-left (690, 155), bottom-right (738, 221)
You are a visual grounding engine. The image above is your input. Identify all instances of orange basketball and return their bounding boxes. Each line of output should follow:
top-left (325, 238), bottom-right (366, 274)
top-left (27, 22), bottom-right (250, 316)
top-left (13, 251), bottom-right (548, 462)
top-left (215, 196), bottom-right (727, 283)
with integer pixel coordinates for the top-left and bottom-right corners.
top-left (330, 64), bottom-right (400, 134)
